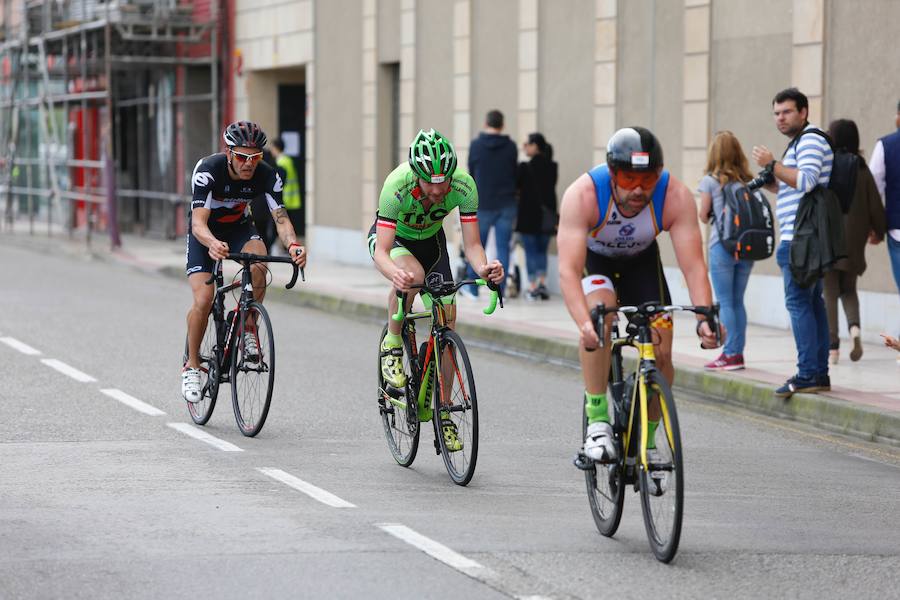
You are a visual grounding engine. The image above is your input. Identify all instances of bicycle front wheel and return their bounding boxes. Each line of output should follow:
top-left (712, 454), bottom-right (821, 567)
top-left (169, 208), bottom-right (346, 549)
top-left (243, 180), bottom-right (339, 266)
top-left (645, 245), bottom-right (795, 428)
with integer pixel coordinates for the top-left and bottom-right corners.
top-left (378, 324), bottom-right (420, 467)
top-left (434, 330), bottom-right (478, 486)
top-left (638, 370), bottom-right (684, 563)
top-left (583, 378), bottom-right (625, 536)
top-left (184, 309), bottom-right (220, 425)
top-left (231, 302), bottom-right (275, 437)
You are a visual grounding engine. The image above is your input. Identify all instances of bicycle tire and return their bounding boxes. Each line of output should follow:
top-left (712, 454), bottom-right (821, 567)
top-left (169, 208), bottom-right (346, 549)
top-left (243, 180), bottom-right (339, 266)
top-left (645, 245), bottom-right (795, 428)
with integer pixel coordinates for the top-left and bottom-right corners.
top-left (638, 370), bottom-right (684, 563)
top-left (583, 357), bottom-right (625, 537)
top-left (184, 310), bottom-right (220, 425)
top-left (434, 330), bottom-right (478, 486)
top-left (378, 324), bottom-right (420, 467)
top-left (231, 302), bottom-right (275, 437)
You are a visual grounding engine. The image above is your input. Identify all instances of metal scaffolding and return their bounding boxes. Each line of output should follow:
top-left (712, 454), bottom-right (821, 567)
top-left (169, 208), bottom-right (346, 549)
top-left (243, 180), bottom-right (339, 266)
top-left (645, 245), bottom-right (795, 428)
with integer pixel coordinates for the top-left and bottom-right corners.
top-left (0, 0), bottom-right (221, 245)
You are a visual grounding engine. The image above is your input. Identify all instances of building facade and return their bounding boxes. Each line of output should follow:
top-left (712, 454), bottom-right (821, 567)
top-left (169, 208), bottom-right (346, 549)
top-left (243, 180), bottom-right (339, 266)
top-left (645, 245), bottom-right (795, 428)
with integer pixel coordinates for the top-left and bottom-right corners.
top-left (231, 0), bottom-right (898, 336)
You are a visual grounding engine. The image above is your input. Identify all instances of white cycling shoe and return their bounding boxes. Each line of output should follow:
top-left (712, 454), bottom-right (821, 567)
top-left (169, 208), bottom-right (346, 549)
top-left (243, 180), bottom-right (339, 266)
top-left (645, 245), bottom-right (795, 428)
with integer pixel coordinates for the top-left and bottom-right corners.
top-left (243, 332), bottom-right (260, 362)
top-left (584, 421), bottom-right (617, 463)
top-left (644, 448), bottom-right (669, 497)
top-left (182, 367), bottom-right (202, 403)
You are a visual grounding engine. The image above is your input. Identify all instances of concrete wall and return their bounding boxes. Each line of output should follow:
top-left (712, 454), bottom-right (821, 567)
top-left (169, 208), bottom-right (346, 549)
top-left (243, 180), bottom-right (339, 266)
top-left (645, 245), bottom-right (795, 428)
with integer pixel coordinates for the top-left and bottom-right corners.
top-left (314, 0), bottom-right (362, 229)
top-left (470, 0), bottom-right (519, 143)
top-left (538, 0), bottom-right (594, 191)
top-left (414, 0), bottom-right (454, 140)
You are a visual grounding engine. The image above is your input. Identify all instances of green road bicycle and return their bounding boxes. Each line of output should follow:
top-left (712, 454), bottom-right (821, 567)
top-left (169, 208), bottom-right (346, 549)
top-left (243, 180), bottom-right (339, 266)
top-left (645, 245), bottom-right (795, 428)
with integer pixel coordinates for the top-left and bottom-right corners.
top-left (574, 301), bottom-right (720, 563)
top-left (183, 252), bottom-right (302, 437)
top-left (377, 278), bottom-right (501, 486)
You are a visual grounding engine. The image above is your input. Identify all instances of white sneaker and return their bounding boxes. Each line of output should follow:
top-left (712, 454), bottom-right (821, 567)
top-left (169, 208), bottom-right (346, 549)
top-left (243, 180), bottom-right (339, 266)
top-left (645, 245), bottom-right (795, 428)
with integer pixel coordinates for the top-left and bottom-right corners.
top-left (182, 367), bottom-right (202, 403)
top-left (243, 331), bottom-right (259, 362)
top-left (584, 421), bottom-right (617, 463)
top-left (645, 448), bottom-right (669, 497)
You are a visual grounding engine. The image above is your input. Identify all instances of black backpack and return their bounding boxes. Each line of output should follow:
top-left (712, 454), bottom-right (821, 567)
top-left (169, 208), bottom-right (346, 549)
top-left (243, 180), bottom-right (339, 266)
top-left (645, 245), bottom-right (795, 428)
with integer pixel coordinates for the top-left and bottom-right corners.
top-left (787, 128), bottom-right (859, 214)
top-left (711, 181), bottom-right (776, 261)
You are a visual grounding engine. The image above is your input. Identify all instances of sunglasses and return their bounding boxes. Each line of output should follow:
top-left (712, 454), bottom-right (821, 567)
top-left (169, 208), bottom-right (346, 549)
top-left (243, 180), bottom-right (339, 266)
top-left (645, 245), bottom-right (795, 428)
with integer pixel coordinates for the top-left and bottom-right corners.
top-left (612, 168), bottom-right (659, 191)
top-left (231, 150), bottom-right (263, 164)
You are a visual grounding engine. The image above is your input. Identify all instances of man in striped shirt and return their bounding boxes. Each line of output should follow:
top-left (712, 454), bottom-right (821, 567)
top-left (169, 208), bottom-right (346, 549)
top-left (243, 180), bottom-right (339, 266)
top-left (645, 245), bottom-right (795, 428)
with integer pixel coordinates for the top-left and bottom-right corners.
top-left (752, 87), bottom-right (834, 397)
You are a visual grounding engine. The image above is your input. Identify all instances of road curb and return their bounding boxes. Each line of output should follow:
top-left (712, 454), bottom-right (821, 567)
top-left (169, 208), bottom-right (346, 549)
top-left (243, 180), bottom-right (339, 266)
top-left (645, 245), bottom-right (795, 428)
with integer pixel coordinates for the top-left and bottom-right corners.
top-left (137, 261), bottom-right (900, 448)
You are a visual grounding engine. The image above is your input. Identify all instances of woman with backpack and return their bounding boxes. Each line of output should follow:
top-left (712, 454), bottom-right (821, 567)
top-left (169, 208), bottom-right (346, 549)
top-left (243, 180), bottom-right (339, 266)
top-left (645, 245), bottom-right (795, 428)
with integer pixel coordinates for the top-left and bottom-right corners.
top-left (516, 132), bottom-right (558, 300)
top-left (824, 119), bottom-right (886, 364)
top-left (698, 131), bottom-right (757, 370)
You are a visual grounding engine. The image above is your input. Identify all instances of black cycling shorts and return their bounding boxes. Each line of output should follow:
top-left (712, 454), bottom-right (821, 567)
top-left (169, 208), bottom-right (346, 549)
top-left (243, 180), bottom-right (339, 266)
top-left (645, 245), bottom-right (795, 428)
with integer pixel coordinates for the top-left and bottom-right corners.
top-left (583, 240), bottom-right (672, 307)
top-left (185, 220), bottom-right (261, 276)
top-left (367, 221), bottom-right (454, 286)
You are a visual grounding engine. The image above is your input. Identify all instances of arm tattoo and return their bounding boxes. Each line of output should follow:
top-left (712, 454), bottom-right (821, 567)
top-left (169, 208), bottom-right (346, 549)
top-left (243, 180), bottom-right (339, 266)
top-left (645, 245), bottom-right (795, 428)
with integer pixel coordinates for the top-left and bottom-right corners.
top-left (273, 207), bottom-right (288, 225)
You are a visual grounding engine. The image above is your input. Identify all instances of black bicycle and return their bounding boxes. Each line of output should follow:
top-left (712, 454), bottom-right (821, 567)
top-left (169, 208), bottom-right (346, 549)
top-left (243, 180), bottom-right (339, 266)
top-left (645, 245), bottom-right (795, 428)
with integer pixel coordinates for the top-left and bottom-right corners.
top-left (182, 252), bottom-right (301, 437)
top-left (378, 278), bottom-right (500, 485)
top-left (574, 301), bottom-right (720, 563)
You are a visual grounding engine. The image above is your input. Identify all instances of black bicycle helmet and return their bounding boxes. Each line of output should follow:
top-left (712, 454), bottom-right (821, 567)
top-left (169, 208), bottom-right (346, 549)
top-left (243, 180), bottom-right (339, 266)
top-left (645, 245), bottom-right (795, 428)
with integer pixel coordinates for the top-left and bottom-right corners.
top-left (606, 126), bottom-right (663, 171)
top-left (223, 121), bottom-right (268, 149)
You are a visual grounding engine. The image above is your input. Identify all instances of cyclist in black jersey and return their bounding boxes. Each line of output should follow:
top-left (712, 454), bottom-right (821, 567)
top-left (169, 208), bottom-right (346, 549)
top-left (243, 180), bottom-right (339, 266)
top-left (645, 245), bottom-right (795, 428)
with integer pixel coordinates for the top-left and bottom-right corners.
top-left (182, 121), bottom-right (307, 403)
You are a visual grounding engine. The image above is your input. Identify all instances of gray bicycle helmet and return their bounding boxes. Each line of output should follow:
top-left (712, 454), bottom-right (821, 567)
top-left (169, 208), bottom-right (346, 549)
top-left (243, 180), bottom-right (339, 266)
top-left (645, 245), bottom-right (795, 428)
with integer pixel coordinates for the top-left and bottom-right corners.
top-left (223, 121), bottom-right (268, 149)
top-left (606, 126), bottom-right (663, 171)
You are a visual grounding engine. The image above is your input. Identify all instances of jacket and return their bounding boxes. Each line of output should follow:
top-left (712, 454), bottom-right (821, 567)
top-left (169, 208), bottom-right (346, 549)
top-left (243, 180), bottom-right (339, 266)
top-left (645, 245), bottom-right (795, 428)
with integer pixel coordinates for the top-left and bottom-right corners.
top-left (515, 154), bottom-right (558, 234)
top-left (467, 132), bottom-right (517, 210)
top-left (789, 185), bottom-right (847, 288)
top-left (833, 162), bottom-right (886, 275)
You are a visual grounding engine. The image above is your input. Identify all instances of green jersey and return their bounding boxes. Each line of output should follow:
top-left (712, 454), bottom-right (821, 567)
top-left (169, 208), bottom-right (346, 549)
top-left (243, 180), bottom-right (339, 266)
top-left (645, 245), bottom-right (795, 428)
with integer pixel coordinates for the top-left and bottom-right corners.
top-left (376, 163), bottom-right (478, 240)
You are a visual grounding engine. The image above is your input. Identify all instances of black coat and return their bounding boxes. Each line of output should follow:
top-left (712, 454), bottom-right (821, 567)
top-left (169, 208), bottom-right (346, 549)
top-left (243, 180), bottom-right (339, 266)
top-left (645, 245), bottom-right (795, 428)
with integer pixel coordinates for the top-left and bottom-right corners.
top-left (790, 185), bottom-right (847, 287)
top-left (515, 154), bottom-right (558, 235)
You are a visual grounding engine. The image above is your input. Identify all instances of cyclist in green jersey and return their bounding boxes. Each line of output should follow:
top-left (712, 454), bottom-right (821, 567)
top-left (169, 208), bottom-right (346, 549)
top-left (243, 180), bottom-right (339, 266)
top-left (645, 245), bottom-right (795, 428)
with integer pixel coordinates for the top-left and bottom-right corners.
top-left (369, 130), bottom-right (503, 444)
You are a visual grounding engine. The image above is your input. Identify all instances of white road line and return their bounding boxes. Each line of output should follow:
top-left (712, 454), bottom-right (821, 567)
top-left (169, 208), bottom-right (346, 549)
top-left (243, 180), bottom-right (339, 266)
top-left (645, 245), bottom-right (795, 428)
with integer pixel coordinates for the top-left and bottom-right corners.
top-left (167, 423), bottom-right (243, 452)
top-left (377, 523), bottom-right (486, 576)
top-left (257, 468), bottom-right (356, 508)
top-left (0, 336), bottom-right (42, 355)
top-left (40, 358), bottom-right (97, 382)
top-left (100, 388), bottom-right (166, 416)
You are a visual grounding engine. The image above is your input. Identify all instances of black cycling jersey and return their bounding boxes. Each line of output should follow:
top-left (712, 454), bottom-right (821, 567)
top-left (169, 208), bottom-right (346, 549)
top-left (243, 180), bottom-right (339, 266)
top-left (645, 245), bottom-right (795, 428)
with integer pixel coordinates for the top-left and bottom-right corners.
top-left (190, 153), bottom-right (284, 230)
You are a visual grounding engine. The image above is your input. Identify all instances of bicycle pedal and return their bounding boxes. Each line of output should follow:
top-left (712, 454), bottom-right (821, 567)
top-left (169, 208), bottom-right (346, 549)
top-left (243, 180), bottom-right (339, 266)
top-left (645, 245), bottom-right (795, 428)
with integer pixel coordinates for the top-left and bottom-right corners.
top-left (573, 452), bottom-right (594, 471)
top-left (383, 385), bottom-right (405, 399)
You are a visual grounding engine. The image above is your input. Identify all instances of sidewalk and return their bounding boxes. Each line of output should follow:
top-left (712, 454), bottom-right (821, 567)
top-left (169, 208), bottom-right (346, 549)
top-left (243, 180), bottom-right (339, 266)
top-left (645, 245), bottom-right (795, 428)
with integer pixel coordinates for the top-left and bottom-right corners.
top-left (6, 228), bottom-right (900, 446)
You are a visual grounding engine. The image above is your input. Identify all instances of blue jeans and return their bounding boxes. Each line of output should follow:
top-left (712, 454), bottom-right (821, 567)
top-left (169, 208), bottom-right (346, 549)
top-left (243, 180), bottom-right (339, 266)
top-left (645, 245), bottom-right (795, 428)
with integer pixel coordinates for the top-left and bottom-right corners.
top-left (466, 204), bottom-right (517, 295)
top-left (888, 235), bottom-right (900, 296)
top-left (776, 241), bottom-right (829, 379)
top-left (521, 233), bottom-right (551, 282)
top-left (708, 243), bottom-right (753, 356)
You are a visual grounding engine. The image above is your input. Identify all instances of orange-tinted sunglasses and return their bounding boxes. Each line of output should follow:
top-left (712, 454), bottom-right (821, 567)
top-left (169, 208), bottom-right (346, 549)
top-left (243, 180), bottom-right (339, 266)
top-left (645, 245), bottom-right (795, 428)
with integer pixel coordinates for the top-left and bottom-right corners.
top-left (612, 169), bottom-right (659, 191)
top-left (232, 149), bottom-right (263, 164)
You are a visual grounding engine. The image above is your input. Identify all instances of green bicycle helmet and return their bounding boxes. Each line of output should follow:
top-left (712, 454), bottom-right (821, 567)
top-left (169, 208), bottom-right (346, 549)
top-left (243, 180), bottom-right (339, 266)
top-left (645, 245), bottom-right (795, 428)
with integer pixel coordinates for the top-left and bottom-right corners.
top-left (408, 129), bottom-right (457, 183)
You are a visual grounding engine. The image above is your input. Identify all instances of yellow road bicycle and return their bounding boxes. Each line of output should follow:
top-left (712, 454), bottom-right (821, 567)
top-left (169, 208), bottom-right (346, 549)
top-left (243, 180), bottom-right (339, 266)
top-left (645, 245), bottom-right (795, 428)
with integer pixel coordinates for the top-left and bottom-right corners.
top-left (574, 301), bottom-right (721, 563)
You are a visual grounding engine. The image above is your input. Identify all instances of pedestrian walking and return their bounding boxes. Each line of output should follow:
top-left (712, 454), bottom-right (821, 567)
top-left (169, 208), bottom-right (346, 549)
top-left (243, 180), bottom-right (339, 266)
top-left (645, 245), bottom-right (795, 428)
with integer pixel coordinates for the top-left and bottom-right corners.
top-left (466, 110), bottom-right (518, 296)
top-left (516, 132), bottom-right (558, 300)
top-left (823, 119), bottom-right (886, 364)
top-left (752, 87), bottom-right (834, 397)
top-left (698, 131), bottom-right (755, 370)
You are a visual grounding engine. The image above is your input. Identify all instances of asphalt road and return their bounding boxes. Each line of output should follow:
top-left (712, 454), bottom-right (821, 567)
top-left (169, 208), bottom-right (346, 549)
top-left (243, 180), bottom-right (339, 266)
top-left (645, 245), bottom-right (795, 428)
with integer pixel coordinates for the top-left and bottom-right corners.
top-left (2, 243), bottom-right (899, 599)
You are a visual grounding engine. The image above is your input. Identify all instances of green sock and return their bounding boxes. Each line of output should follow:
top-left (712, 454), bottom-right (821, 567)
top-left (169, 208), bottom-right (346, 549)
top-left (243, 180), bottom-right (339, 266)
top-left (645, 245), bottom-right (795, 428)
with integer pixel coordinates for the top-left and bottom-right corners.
top-left (382, 332), bottom-right (402, 349)
top-left (585, 392), bottom-right (609, 425)
top-left (646, 419), bottom-right (659, 449)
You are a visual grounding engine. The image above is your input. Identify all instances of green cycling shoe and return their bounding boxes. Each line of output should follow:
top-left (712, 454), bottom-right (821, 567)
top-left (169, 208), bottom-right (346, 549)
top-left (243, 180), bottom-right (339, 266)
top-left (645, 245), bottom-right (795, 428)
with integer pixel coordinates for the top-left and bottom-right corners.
top-left (441, 416), bottom-right (463, 452)
top-left (380, 344), bottom-right (408, 389)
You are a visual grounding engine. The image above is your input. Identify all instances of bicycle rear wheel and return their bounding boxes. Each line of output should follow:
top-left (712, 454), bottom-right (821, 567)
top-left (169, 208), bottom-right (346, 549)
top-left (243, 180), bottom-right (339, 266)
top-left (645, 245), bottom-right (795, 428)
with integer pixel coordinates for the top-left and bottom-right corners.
top-left (378, 324), bottom-right (420, 466)
top-left (434, 330), bottom-right (478, 486)
top-left (583, 370), bottom-right (625, 536)
top-left (231, 302), bottom-right (275, 437)
top-left (638, 370), bottom-right (684, 563)
top-left (184, 309), bottom-right (220, 425)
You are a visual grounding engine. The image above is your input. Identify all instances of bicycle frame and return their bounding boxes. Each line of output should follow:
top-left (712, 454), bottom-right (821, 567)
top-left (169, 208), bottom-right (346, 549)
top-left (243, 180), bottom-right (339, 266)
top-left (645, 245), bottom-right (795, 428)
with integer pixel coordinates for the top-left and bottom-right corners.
top-left (390, 279), bottom-right (500, 421)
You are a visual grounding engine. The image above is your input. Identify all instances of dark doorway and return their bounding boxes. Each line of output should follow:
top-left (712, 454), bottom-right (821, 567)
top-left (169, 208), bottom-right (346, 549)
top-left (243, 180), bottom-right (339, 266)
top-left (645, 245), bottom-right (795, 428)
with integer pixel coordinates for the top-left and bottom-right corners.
top-left (278, 84), bottom-right (306, 237)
